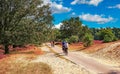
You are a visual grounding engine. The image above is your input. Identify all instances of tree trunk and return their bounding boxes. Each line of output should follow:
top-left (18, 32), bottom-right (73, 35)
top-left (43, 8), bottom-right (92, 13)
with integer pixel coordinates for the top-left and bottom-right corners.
top-left (4, 44), bottom-right (9, 54)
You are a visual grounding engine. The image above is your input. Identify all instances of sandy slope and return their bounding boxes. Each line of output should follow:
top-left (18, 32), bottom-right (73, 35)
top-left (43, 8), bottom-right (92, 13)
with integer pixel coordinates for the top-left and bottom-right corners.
top-left (46, 43), bottom-right (120, 74)
top-left (89, 41), bottom-right (120, 71)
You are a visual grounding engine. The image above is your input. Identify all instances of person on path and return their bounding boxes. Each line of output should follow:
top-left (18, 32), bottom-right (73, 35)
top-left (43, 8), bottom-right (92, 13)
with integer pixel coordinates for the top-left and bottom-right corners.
top-left (52, 41), bottom-right (55, 47)
top-left (62, 40), bottom-right (68, 55)
top-left (51, 41), bottom-right (55, 47)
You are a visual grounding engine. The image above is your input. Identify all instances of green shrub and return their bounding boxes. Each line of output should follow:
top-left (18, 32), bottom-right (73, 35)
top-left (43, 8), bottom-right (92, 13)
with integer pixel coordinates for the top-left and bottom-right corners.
top-left (69, 35), bottom-right (79, 43)
top-left (98, 29), bottom-right (117, 43)
top-left (113, 37), bottom-right (118, 41)
top-left (102, 29), bottom-right (117, 42)
top-left (103, 35), bottom-right (113, 42)
top-left (65, 38), bottom-right (70, 43)
top-left (103, 34), bottom-right (118, 42)
top-left (82, 33), bottom-right (93, 47)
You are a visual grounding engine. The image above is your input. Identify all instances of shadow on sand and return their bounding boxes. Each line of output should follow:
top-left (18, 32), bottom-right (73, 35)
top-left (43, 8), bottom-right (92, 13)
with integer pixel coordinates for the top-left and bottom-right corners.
top-left (54, 53), bottom-right (66, 57)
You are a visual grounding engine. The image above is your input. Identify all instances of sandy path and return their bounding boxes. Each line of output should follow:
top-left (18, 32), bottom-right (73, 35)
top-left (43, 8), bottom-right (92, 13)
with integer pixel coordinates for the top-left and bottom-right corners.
top-left (46, 43), bottom-right (120, 74)
top-left (0, 50), bottom-right (89, 74)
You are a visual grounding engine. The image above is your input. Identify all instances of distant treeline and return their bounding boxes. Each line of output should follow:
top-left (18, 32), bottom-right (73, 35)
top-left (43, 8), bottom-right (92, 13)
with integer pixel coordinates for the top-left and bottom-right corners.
top-left (90, 27), bottom-right (120, 42)
top-left (52, 17), bottom-right (120, 47)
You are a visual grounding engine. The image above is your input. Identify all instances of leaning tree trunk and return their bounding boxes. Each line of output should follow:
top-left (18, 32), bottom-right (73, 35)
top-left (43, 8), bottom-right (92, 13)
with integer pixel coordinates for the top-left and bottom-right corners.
top-left (4, 44), bottom-right (9, 54)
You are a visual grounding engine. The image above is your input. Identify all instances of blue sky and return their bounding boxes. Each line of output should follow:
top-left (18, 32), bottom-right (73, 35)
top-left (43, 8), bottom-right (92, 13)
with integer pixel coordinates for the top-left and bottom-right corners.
top-left (43, 0), bottom-right (120, 28)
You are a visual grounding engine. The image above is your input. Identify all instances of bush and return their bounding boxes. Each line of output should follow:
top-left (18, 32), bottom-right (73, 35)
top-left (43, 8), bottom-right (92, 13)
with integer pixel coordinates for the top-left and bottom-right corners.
top-left (69, 35), bottom-right (79, 43)
top-left (102, 29), bottom-right (117, 43)
top-left (82, 33), bottom-right (93, 47)
top-left (103, 35), bottom-right (112, 42)
top-left (64, 38), bottom-right (69, 43)
top-left (113, 37), bottom-right (118, 41)
top-left (103, 34), bottom-right (118, 43)
top-left (98, 29), bottom-right (117, 43)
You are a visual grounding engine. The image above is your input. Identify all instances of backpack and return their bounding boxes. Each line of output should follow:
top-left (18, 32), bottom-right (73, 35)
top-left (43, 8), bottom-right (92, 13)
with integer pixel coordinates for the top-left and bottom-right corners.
top-left (62, 42), bottom-right (65, 47)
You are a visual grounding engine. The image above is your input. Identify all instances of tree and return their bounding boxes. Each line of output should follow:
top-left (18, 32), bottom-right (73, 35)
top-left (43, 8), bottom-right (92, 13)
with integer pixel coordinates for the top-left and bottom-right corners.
top-left (82, 33), bottom-right (94, 47)
top-left (90, 28), bottom-right (100, 40)
top-left (112, 27), bottom-right (120, 39)
top-left (79, 26), bottom-right (91, 41)
top-left (98, 29), bottom-right (117, 42)
top-left (60, 17), bottom-right (82, 39)
top-left (52, 28), bottom-right (62, 41)
top-left (59, 17), bottom-right (94, 47)
top-left (0, 0), bottom-right (53, 54)
top-left (69, 35), bottom-right (79, 43)
top-left (48, 28), bottom-right (62, 42)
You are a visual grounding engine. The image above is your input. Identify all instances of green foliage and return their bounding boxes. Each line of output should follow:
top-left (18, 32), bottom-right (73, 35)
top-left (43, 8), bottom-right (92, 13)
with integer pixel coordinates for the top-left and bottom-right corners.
top-left (60, 17), bottom-right (82, 39)
top-left (51, 28), bottom-right (62, 41)
top-left (90, 28), bottom-right (100, 40)
top-left (69, 35), bottom-right (79, 43)
top-left (0, 0), bottom-right (53, 54)
top-left (103, 33), bottom-right (118, 43)
top-left (90, 27), bottom-right (120, 41)
top-left (112, 28), bottom-right (120, 39)
top-left (79, 26), bottom-right (91, 41)
top-left (59, 17), bottom-right (94, 47)
top-left (64, 38), bottom-right (69, 43)
top-left (103, 35), bottom-right (112, 42)
top-left (82, 33), bottom-right (94, 47)
top-left (98, 29), bottom-right (117, 42)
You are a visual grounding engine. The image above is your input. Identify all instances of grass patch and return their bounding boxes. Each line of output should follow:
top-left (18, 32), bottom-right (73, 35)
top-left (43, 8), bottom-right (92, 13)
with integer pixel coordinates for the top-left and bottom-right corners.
top-left (0, 45), bottom-right (51, 74)
top-left (0, 61), bottom-right (52, 74)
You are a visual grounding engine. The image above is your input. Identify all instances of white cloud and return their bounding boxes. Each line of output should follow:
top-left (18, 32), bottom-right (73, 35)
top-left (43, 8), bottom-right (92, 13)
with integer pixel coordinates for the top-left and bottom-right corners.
top-left (71, 0), bottom-right (103, 6)
top-left (108, 4), bottom-right (120, 9)
top-left (54, 0), bottom-right (63, 4)
top-left (50, 2), bottom-right (71, 14)
top-left (42, 0), bottom-right (71, 14)
top-left (79, 13), bottom-right (114, 24)
top-left (70, 12), bottom-right (77, 17)
top-left (54, 23), bottom-right (63, 29)
top-left (71, 12), bottom-right (76, 15)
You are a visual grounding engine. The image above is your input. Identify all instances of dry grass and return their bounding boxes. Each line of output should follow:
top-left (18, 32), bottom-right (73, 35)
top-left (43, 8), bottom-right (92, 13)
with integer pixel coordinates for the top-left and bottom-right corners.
top-left (69, 42), bottom-right (84, 51)
top-left (81, 40), bottom-right (120, 53)
top-left (0, 58), bottom-right (52, 74)
top-left (82, 43), bottom-right (107, 53)
top-left (0, 45), bottom-right (44, 59)
top-left (0, 46), bottom-right (52, 74)
top-left (0, 54), bottom-right (53, 74)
